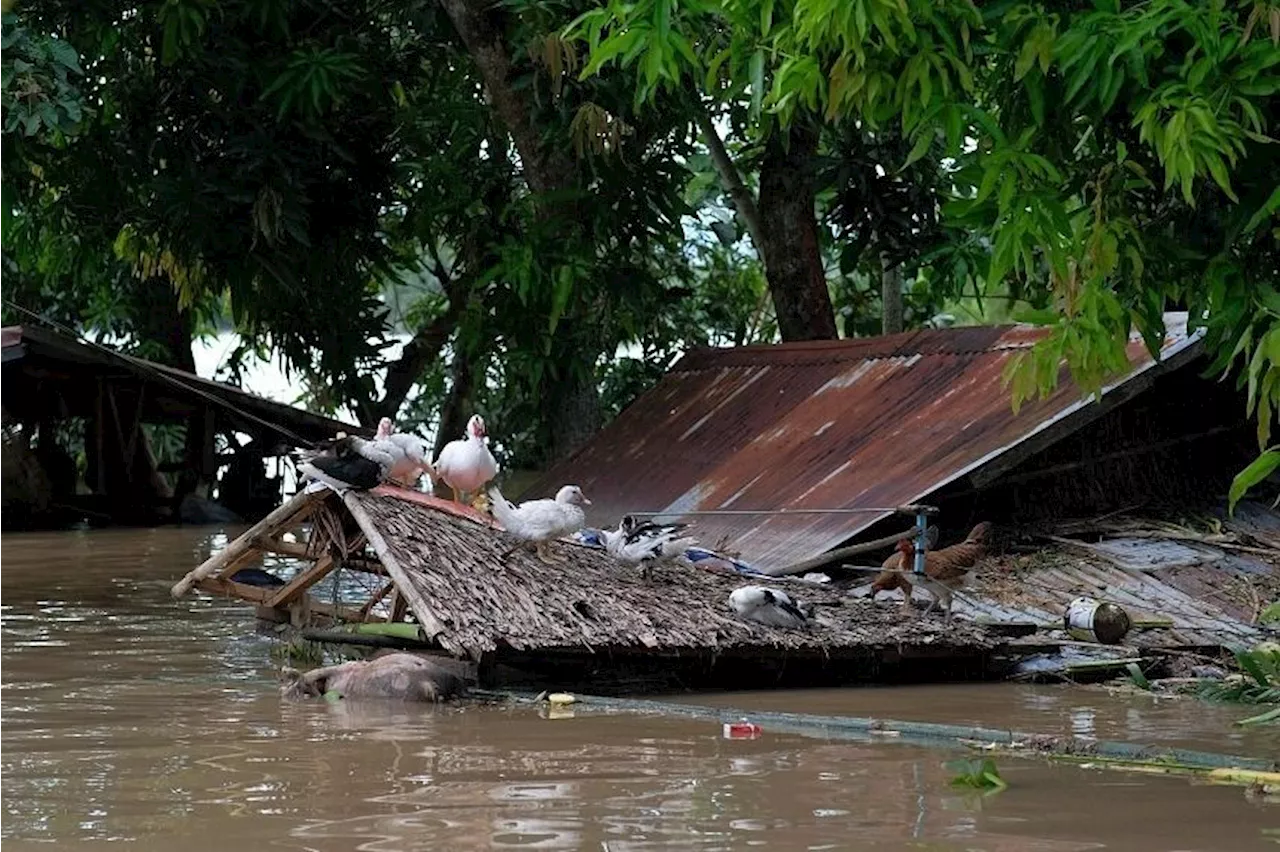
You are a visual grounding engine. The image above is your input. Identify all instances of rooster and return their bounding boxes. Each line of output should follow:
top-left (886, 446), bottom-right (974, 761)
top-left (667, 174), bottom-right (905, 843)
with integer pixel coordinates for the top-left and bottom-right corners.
top-left (869, 522), bottom-right (991, 621)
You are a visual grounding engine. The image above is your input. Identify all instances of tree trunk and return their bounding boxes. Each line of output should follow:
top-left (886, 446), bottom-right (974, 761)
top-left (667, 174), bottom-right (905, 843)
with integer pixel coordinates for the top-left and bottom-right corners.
top-left (756, 123), bottom-right (838, 342)
top-left (441, 0), bottom-right (602, 463)
top-left (438, 0), bottom-right (577, 198)
top-left (370, 307), bottom-right (462, 426)
top-left (546, 363), bottom-right (602, 464)
top-left (881, 254), bottom-right (904, 335)
top-left (694, 106), bottom-right (767, 264)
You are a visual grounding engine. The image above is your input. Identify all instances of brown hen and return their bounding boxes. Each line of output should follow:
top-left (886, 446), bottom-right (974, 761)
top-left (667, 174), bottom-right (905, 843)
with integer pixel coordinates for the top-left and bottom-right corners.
top-left (869, 522), bottom-right (991, 620)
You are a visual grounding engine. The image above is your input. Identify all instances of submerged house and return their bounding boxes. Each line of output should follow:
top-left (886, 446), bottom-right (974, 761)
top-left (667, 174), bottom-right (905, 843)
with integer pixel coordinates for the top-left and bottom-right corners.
top-left (2, 324), bottom-right (361, 528)
top-left (175, 313), bottom-right (1278, 687)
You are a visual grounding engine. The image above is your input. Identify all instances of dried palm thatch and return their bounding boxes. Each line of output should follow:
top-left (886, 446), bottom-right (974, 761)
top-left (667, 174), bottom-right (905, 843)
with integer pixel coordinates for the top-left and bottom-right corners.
top-left (342, 490), bottom-right (993, 659)
top-left (173, 487), bottom-right (994, 665)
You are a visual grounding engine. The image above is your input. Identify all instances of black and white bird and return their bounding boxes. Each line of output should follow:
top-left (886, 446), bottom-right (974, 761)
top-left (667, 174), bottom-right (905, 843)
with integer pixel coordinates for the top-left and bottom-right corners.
top-left (298, 434), bottom-right (395, 492)
top-left (600, 516), bottom-right (696, 581)
top-left (728, 585), bottom-right (812, 629)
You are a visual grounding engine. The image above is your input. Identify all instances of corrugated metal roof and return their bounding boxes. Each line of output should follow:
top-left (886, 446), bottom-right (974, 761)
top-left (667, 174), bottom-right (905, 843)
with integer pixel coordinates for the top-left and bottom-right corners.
top-left (531, 313), bottom-right (1204, 573)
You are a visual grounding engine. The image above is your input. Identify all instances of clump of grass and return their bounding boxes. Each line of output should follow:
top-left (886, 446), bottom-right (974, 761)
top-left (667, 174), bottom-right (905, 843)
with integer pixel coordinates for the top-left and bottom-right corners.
top-left (1197, 645), bottom-right (1280, 726)
top-left (946, 758), bottom-right (1008, 791)
top-left (1259, 601), bottom-right (1280, 626)
top-left (270, 637), bottom-right (326, 668)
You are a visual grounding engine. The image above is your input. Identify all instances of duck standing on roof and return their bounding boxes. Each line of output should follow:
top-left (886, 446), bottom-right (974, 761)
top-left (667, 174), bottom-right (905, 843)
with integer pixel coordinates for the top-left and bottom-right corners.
top-left (487, 484), bottom-right (590, 565)
top-left (433, 414), bottom-right (499, 511)
top-left (374, 417), bottom-right (436, 489)
top-left (601, 517), bottom-right (697, 582)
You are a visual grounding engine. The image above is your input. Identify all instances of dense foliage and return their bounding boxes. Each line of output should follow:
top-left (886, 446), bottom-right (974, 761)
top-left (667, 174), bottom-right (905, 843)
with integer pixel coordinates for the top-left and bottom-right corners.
top-left (3, 0), bottom-right (1278, 490)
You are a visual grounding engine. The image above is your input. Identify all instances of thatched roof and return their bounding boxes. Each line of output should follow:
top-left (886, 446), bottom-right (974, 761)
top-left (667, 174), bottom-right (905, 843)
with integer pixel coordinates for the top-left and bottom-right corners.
top-left (341, 489), bottom-right (993, 659)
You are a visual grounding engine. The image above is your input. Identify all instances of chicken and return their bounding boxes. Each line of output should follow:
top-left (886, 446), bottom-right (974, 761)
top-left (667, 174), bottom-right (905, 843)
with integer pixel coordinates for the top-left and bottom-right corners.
top-left (729, 585), bottom-right (812, 629)
top-left (373, 417), bottom-right (435, 488)
top-left (298, 435), bottom-right (395, 492)
top-left (434, 414), bottom-right (499, 509)
top-left (600, 517), bottom-right (696, 582)
top-left (488, 484), bottom-right (591, 565)
top-left (869, 522), bottom-right (991, 621)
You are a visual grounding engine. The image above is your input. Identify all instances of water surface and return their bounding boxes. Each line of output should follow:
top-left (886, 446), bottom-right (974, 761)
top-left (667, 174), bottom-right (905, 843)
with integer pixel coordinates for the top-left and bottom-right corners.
top-left (3, 526), bottom-right (1277, 850)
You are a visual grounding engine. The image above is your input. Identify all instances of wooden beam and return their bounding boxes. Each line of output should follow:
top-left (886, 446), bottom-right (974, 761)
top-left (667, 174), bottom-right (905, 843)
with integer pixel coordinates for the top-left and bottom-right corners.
top-left (196, 576), bottom-right (374, 623)
top-left (343, 492), bottom-right (449, 642)
top-left (358, 582), bottom-right (396, 619)
top-left (265, 554), bottom-right (337, 608)
top-left (254, 537), bottom-right (315, 559)
top-left (171, 490), bottom-right (325, 597)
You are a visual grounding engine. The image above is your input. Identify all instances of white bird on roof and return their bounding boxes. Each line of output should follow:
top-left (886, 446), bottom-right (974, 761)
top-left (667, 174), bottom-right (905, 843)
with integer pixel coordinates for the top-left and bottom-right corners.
top-left (374, 417), bottom-right (435, 489)
top-left (600, 517), bottom-right (696, 582)
top-left (488, 484), bottom-right (590, 565)
top-left (729, 585), bottom-right (812, 629)
top-left (434, 414), bottom-right (499, 510)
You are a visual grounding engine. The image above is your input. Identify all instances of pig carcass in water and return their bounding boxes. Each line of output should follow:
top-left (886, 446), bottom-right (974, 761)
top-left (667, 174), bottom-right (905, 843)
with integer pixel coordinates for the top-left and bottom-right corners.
top-left (281, 652), bottom-right (468, 702)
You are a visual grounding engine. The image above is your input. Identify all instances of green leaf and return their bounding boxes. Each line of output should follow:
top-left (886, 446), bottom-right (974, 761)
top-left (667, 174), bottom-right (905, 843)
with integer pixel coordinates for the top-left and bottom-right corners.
top-left (47, 38), bottom-right (81, 74)
top-left (1228, 448), bottom-right (1280, 514)
top-left (901, 128), bottom-right (933, 170)
top-left (1244, 184), bottom-right (1280, 233)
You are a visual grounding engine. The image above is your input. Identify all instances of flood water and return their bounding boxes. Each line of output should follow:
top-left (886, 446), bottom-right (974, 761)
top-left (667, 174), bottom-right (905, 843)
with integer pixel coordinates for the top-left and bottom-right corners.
top-left (3, 526), bottom-right (1277, 851)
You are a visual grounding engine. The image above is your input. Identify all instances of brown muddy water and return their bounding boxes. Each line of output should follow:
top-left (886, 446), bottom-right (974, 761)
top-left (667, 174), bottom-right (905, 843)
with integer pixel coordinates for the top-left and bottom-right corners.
top-left (2, 526), bottom-right (1277, 851)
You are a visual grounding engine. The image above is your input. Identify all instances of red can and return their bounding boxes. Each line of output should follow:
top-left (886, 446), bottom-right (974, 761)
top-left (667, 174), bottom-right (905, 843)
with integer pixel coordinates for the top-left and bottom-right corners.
top-left (722, 720), bottom-right (763, 740)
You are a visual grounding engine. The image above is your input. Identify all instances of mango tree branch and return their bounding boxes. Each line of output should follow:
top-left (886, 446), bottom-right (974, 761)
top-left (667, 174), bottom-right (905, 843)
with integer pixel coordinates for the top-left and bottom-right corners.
top-left (693, 105), bottom-right (767, 265)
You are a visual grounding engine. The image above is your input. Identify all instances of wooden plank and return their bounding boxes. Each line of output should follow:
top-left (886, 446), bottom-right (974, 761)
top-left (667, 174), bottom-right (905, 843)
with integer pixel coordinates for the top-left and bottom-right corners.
top-left (343, 492), bottom-right (449, 642)
top-left (265, 554), bottom-right (337, 608)
top-left (171, 490), bottom-right (324, 597)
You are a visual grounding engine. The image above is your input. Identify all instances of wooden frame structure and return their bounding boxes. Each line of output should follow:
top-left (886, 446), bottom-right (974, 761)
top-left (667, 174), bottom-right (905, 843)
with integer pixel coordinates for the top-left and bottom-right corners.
top-left (172, 485), bottom-right (999, 688)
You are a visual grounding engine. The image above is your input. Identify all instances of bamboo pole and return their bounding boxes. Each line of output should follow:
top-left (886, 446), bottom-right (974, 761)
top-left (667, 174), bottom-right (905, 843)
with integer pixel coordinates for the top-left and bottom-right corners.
top-left (343, 492), bottom-right (450, 643)
top-left (265, 554), bottom-right (337, 608)
top-left (171, 490), bottom-right (324, 598)
top-left (763, 527), bottom-right (920, 577)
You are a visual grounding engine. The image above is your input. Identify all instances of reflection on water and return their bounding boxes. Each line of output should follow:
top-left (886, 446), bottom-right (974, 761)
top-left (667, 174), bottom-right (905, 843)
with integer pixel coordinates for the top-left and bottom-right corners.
top-left (2, 526), bottom-right (1278, 851)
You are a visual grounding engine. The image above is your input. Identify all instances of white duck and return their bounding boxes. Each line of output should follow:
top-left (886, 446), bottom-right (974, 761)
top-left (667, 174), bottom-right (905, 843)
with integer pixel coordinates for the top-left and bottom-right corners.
top-left (433, 414), bottom-right (499, 509)
top-left (298, 434), bottom-right (395, 493)
top-left (728, 585), bottom-right (812, 629)
top-left (600, 517), bottom-right (696, 582)
top-left (488, 484), bottom-right (590, 564)
top-left (374, 417), bottom-right (435, 489)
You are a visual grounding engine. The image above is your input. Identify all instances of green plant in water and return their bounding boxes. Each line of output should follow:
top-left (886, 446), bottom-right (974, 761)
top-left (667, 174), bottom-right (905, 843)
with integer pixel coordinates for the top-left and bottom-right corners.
top-left (269, 637), bottom-right (326, 668)
top-left (1197, 646), bottom-right (1280, 725)
top-left (946, 758), bottom-right (1008, 791)
top-left (1126, 662), bottom-right (1152, 691)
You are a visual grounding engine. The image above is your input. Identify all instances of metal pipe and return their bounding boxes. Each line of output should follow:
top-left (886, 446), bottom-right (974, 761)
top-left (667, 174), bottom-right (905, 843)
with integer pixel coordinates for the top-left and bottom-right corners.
top-left (628, 505), bottom-right (939, 519)
top-left (477, 691), bottom-right (1278, 774)
top-left (913, 509), bottom-right (929, 576)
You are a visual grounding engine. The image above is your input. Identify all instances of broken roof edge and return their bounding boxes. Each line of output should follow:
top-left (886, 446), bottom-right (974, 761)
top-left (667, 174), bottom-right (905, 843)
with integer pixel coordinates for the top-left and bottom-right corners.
top-left (3, 323), bottom-right (364, 444)
top-left (670, 313), bottom-right (1201, 372)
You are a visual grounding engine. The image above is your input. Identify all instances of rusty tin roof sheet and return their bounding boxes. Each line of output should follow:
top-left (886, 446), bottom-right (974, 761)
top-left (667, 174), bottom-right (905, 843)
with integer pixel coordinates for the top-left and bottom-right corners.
top-left (531, 314), bottom-right (1203, 572)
